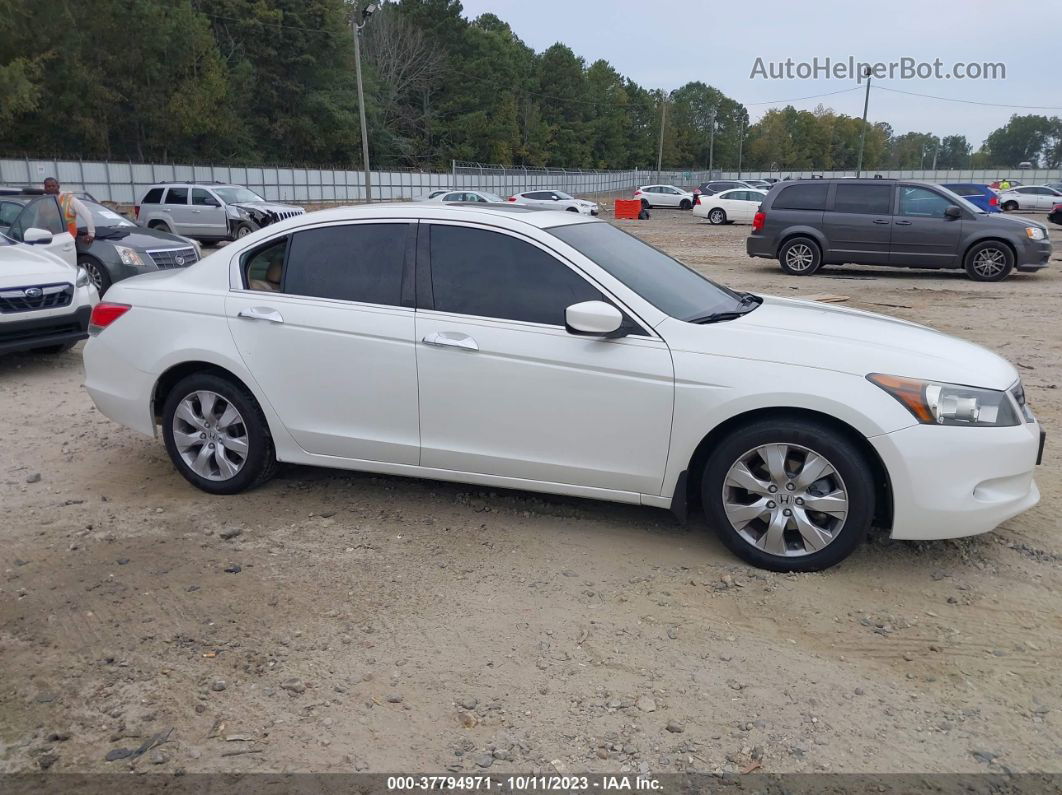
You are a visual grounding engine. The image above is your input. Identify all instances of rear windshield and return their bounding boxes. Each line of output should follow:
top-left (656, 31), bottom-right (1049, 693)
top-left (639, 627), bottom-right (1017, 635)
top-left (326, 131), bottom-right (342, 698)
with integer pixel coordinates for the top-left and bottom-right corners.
top-left (773, 183), bottom-right (828, 210)
top-left (549, 222), bottom-right (740, 321)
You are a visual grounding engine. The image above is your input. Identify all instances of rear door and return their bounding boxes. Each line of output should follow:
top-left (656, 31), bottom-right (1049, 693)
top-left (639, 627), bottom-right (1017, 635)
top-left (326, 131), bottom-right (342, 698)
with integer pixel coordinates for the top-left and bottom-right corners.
top-left (226, 220), bottom-right (420, 463)
top-left (190, 188), bottom-right (228, 238)
top-left (822, 183), bottom-right (894, 265)
top-left (160, 187), bottom-right (192, 233)
top-left (8, 197), bottom-right (76, 267)
top-left (890, 185), bottom-right (961, 268)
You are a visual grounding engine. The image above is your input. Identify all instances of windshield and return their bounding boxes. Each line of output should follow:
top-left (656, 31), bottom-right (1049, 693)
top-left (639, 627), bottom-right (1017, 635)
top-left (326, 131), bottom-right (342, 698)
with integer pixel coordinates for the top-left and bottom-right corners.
top-left (87, 202), bottom-right (136, 227)
top-left (480, 191), bottom-right (505, 202)
top-left (549, 222), bottom-right (742, 321)
top-left (934, 185), bottom-right (986, 214)
top-left (214, 186), bottom-right (265, 204)
top-left (553, 191), bottom-right (574, 200)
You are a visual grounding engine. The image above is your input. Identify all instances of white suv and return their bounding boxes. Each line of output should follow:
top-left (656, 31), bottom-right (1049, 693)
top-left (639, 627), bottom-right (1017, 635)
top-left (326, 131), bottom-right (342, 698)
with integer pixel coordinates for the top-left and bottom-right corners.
top-left (0, 195), bottom-right (99, 355)
top-left (135, 183), bottom-right (304, 243)
top-left (508, 190), bottom-right (599, 215)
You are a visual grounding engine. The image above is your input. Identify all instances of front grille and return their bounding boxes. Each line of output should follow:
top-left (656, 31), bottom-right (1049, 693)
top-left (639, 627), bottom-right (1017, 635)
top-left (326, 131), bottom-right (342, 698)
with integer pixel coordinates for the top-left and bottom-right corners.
top-left (0, 283), bottom-right (74, 314)
top-left (269, 209), bottom-right (304, 222)
top-left (147, 247), bottom-right (199, 270)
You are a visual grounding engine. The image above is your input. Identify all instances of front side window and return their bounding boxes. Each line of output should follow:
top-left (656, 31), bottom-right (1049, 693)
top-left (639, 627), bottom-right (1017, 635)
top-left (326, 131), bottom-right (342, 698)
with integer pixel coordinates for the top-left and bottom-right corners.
top-left (429, 225), bottom-right (603, 325)
top-left (833, 184), bottom-right (893, 215)
top-left (11, 197), bottom-right (64, 239)
top-left (898, 186), bottom-right (953, 217)
top-left (192, 188), bottom-right (219, 206)
top-left (283, 223), bottom-right (408, 306)
top-left (164, 187), bottom-right (188, 205)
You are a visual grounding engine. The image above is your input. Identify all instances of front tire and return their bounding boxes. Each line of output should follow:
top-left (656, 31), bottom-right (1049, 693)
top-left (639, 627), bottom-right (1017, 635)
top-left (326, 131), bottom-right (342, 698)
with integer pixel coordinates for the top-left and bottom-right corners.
top-left (701, 418), bottom-right (875, 572)
top-left (778, 237), bottom-right (823, 276)
top-left (964, 241), bottom-right (1013, 282)
top-left (234, 223), bottom-right (254, 240)
top-left (78, 255), bottom-right (111, 296)
top-left (708, 208), bottom-right (727, 225)
top-left (679, 199), bottom-right (692, 210)
top-left (161, 373), bottom-right (278, 495)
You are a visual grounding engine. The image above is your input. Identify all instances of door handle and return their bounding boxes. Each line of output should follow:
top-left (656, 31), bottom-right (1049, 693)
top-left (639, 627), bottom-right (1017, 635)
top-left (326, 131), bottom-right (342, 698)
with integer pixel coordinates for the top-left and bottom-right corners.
top-left (895, 220), bottom-right (913, 226)
top-left (238, 306), bottom-right (284, 324)
top-left (422, 331), bottom-right (479, 351)
top-left (873, 219), bottom-right (889, 225)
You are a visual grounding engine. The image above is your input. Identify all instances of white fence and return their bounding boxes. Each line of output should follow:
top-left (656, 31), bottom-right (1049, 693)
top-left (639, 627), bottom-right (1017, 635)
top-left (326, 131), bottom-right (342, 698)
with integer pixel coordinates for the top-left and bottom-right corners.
top-left (722, 168), bottom-right (1062, 183)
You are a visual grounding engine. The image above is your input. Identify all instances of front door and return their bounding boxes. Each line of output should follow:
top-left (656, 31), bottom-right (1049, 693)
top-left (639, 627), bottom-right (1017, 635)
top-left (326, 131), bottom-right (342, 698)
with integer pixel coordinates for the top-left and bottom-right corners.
top-left (9, 197), bottom-right (76, 267)
top-left (822, 183), bottom-right (894, 265)
top-left (415, 222), bottom-right (674, 495)
top-left (226, 221), bottom-right (421, 464)
top-left (190, 188), bottom-right (228, 238)
top-left (890, 185), bottom-right (961, 268)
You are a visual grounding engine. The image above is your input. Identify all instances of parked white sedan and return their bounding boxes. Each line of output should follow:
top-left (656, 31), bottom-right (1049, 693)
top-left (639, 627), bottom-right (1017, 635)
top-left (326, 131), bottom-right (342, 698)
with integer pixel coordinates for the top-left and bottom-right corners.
top-left (83, 204), bottom-right (1043, 572)
top-left (508, 190), bottom-right (598, 215)
top-left (427, 190), bottom-right (506, 204)
top-left (998, 185), bottom-right (1062, 212)
top-left (634, 185), bottom-right (695, 210)
top-left (693, 188), bottom-right (768, 224)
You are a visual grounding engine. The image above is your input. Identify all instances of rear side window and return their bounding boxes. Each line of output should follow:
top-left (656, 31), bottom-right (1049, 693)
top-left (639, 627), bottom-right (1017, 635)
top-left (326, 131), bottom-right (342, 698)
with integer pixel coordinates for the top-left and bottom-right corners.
top-left (429, 225), bottom-right (602, 325)
top-left (946, 185), bottom-right (981, 197)
top-left (141, 187), bottom-right (164, 204)
top-left (284, 223), bottom-right (408, 307)
top-left (773, 183), bottom-right (828, 210)
top-left (164, 187), bottom-right (188, 205)
top-left (832, 184), bottom-right (892, 214)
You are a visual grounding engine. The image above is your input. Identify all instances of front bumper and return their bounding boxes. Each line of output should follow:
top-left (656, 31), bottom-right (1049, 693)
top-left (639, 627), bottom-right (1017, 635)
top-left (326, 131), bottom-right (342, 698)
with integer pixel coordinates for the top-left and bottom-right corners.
top-left (1016, 237), bottom-right (1052, 271)
top-left (870, 420), bottom-right (1042, 541)
top-left (0, 305), bottom-right (92, 355)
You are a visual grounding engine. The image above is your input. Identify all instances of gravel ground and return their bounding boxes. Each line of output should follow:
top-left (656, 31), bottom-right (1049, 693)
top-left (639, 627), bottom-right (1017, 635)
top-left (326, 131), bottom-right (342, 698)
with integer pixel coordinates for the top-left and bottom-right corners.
top-left (1, 208), bottom-right (1060, 777)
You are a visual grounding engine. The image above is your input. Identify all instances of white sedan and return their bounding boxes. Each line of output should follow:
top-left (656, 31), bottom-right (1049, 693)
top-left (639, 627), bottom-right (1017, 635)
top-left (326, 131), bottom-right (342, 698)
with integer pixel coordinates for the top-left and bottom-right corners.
top-left (693, 188), bottom-right (768, 224)
top-left (426, 190), bottom-right (506, 204)
top-left (998, 185), bottom-right (1062, 212)
top-left (634, 185), bottom-right (695, 209)
top-left (83, 204), bottom-right (1042, 572)
top-left (508, 190), bottom-right (598, 215)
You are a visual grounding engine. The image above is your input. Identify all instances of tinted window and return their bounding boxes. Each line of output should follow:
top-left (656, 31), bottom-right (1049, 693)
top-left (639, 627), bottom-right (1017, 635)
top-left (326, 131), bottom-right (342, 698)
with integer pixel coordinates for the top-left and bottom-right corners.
top-left (0, 201), bottom-right (21, 226)
top-left (773, 183), bottom-right (828, 210)
top-left (898, 186), bottom-right (953, 217)
top-left (527, 192), bottom-right (551, 200)
top-left (191, 188), bottom-right (219, 206)
top-left (164, 187), bottom-right (188, 205)
top-left (944, 185), bottom-right (981, 197)
top-left (430, 225), bottom-right (603, 325)
top-left (141, 187), bottom-right (164, 204)
top-left (284, 223), bottom-right (407, 306)
top-left (833, 184), bottom-right (892, 214)
top-left (550, 222), bottom-right (740, 322)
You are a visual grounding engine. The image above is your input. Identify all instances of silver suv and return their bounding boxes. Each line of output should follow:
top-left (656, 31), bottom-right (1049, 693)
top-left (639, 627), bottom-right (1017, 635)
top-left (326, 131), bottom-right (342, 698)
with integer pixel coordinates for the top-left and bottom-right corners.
top-left (135, 183), bottom-right (304, 243)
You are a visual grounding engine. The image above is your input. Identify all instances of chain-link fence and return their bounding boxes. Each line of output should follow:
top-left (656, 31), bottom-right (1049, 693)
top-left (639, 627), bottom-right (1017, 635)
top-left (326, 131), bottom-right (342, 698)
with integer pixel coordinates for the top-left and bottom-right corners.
top-left (451, 162), bottom-right (713, 197)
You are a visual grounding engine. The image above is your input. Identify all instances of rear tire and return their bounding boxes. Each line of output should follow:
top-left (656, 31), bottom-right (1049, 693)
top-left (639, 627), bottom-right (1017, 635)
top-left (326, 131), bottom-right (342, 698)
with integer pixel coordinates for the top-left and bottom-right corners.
top-left (708, 208), bottom-right (727, 225)
top-left (78, 255), bottom-right (111, 296)
top-left (778, 237), bottom-right (823, 276)
top-left (964, 240), bottom-right (1014, 282)
top-left (1002, 201), bottom-right (1018, 211)
top-left (161, 373), bottom-right (279, 495)
top-left (701, 418), bottom-right (874, 572)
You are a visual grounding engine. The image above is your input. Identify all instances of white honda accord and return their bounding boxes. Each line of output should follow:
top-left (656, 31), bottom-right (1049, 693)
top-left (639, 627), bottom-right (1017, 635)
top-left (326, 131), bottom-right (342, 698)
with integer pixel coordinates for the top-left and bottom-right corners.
top-left (82, 204), bottom-right (1044, 571)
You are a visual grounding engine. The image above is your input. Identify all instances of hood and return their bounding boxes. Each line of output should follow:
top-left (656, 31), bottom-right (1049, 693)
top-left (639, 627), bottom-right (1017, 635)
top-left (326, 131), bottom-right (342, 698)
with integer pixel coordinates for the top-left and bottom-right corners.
top-left (232, 201), bottom-right (303, 213)
top-left (576, 199), bottom-right (598, 207)
top-left (93, 226), bottom-right (195, 250)
top-left (671, 296), bottom-right (1018, 390)
top-left (0, 242), bottom-right (77, 286)
top-left (973, 212), bottom-right (1047, 232)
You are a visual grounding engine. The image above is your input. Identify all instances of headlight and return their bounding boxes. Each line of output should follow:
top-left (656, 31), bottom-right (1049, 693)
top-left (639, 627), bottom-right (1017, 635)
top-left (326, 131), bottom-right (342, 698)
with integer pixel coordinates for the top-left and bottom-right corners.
top-left (868, 373), bottom-right (1020, 427)
top-left (1025, 226), bottom-right (1045, 240)
top-left (226, 205), bottom-right (249, 220)
top-left (76, 267), bottom-right (90, 287)
top-left (114, 245), bottom-right (146, 268)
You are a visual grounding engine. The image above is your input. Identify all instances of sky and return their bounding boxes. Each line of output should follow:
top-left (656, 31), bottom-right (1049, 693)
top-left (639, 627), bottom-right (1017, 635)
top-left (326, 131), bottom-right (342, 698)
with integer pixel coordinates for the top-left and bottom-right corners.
top-left (457, 0), bottom-right (1059, 147)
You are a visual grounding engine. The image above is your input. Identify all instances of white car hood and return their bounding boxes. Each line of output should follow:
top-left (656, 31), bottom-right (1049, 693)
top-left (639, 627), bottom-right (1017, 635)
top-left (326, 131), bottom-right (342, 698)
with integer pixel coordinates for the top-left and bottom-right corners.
top-left (666, 295), bottom-right (1019, 390)
top-left (0, 243), bottom-right (76, 287)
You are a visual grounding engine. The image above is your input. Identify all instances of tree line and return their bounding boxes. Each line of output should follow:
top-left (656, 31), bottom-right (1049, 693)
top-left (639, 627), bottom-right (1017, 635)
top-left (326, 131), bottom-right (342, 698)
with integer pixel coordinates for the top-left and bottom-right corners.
top-left (2, 0), bottom-right (1059, 171)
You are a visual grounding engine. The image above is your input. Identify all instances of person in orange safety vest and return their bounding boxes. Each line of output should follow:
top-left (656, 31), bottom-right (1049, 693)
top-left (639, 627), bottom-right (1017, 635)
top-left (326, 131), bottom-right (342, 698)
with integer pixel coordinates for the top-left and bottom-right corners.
top-left (43, 177), bottom-right (95, 243)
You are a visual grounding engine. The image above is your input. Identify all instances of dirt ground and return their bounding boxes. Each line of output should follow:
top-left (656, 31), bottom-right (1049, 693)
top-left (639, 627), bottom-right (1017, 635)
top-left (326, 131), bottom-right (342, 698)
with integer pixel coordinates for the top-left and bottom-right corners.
top-left (1, 208), bottom-right (1060, 778)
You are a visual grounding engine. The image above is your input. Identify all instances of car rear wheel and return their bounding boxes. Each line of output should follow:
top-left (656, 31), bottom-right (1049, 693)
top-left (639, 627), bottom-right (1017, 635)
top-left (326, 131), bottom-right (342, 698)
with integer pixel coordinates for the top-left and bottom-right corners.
top-left (679, 199), bottom-right (692, 210)
top-left (778, 237), bottom-right (822, 276)
top-left (161, 373), bottom-right (279, 495)
top-left (708, 208), bottom-right (727, 225)
top-left (1002, 201), bottom-right (1018, 211)
top-left (964, 241), bottom-right (1013, 282)
top-left (701, 418), bottom-right (874, 572)
top-left (78, 255), bottom-right (111, 295)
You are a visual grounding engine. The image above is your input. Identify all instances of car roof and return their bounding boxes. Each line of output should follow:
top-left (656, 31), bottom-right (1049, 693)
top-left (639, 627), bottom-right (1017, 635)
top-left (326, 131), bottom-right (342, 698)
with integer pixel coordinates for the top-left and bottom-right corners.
top-left (265, 202), bottom-right (594, 233)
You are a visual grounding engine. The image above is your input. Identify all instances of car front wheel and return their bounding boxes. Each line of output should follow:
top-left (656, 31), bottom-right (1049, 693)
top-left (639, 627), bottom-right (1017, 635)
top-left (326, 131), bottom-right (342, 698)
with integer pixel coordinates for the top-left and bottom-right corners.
top-left (701, 418), bottom-right (875, 572)
top-left (778, 237), bottom-right (823, 276)
top-left (708, 208), bottom-right (727, 225)
top-left (78, 255), bottom-right (111, 295)
top-left (964, 241), bottom-right (1013, 282)
top-left (161, 373), bottom-right (279, 494)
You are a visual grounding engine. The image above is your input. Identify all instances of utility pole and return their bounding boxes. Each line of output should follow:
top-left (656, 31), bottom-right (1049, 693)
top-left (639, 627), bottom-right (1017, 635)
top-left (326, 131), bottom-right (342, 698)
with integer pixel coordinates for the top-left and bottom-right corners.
top-left (707, 110), bottom-right (717, 175)
top-left (656, 92), bottom-right (668, 182)
top-left (353, 3), bottom-right (378, 202)
top-left (931, 143), bottom-right (939, 171)
top-left (855, 67), bottom-right (872, 177)
top-left (736, 117), bottom-right (745, 179)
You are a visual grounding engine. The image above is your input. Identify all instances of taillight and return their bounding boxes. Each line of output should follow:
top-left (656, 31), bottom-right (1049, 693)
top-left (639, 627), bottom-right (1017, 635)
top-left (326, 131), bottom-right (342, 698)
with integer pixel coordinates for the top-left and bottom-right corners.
top-left (989, 196), bottom-right (999, 206)
top-left (694, 195), bottom-right (701, 205)
top-left (507, 196), bottom-right (517, 202)
top-left (633, 190), bottom-right (642, 196)
top-left (752, 211), bottom-right (766, 231)
top-left (133, 205), bottom-right (140, 217)
top-left (89, 302), bottom-right (131, 333)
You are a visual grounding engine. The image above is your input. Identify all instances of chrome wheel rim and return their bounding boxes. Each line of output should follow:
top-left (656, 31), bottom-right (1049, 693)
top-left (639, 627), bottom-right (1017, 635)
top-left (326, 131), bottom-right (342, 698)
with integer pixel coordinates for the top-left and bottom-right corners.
top-left (85, 262), bottom-right (106, 291)
top-left (784, 244), bottom-right (814, 271)
top-left (722, 443), bottom-right (848, 557)
top-left (709, 209), bottom-right (724, 223)
top-left (237, 226), bottom-right (252, 238)
top-left (972, 247), bottom-right (1006, 278)
top-left (172, 391), bottom-right (248, 481)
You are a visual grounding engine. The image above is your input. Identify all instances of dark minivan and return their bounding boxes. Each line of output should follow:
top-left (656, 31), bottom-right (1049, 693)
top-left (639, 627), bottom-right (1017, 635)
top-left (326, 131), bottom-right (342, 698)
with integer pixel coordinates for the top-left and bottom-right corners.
top-left (746, 179), bottom-right (1051, 282)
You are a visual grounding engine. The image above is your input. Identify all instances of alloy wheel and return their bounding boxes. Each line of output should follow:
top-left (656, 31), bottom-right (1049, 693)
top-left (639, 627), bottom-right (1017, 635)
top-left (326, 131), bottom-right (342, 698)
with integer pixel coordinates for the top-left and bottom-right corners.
top-left (971, 247), bottom-right (1007, 279)
top-left (172, 390), bottom-right (249, 481)
top-left (85, 262), bottom-right (107, 292)
top-left (722, 443), bottom-right (849, 557)
top-left (784, 244), bottom-right (815, 272)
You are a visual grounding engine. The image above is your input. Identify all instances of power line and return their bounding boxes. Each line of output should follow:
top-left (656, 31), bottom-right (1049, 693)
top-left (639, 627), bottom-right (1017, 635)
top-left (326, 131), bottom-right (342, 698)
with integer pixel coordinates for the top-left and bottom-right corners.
top-left (745, 85), bottom-right (863, 106)
top-left (872, 84), bottom-right (1062, 112)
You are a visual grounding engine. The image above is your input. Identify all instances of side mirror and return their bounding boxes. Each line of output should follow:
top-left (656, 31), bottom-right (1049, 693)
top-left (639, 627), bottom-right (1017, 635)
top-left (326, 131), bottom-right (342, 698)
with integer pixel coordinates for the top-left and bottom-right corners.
top-left (24, 227), bottom-right (53, 245)
top-left (551, 195), bottom-right (560, 201)
top-left (944, 205), bottom-right (962, 220)
top-left (565, 300), bottom-right (624, 338)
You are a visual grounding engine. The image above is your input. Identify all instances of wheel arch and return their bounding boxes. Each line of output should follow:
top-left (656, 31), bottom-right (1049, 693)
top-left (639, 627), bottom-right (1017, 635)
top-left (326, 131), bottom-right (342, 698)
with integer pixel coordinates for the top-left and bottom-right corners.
top-left (152, 360), bottom-right (258, 424)
top-left (776, 228), bottom-right (826, 258)
top-left (680, 406), bottom-right (893, 530)
top-left (962, 236), bottom-right (1016, 264)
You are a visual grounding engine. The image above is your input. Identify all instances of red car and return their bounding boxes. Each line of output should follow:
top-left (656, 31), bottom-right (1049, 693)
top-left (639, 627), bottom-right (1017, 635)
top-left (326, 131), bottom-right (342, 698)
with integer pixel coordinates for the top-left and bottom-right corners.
top-left (1049, 202), bottom-right (1062, 226)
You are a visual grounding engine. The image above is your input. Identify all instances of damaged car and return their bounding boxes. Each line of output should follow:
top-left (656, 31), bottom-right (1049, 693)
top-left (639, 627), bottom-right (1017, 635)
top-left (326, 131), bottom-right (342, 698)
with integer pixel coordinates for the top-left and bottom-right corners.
top-left (135, 183), bottom-right (305, 244)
